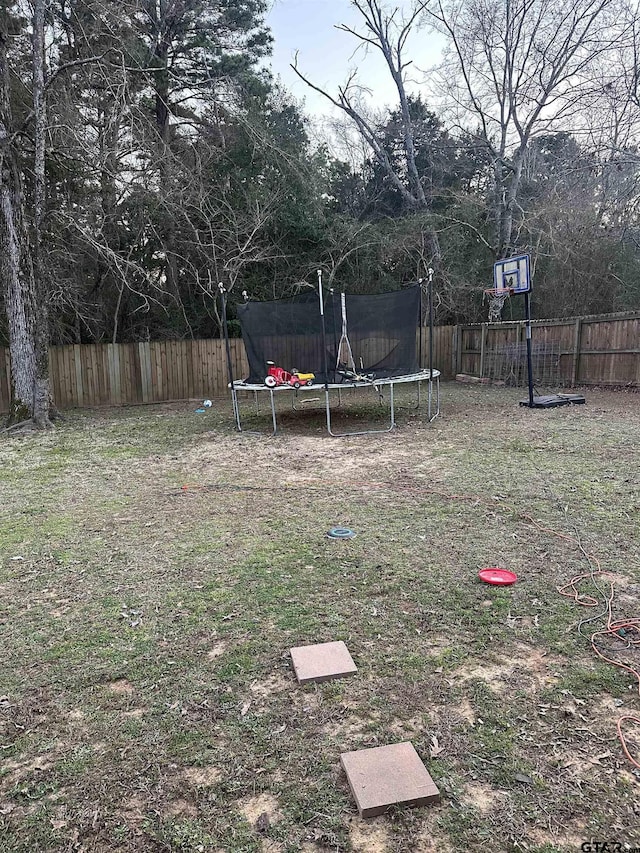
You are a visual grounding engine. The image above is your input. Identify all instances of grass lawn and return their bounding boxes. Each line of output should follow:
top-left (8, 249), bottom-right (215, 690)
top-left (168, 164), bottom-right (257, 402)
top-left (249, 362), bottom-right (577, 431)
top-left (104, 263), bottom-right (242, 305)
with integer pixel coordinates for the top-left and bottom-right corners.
top-left (1, 383), bottom-right (639, 852)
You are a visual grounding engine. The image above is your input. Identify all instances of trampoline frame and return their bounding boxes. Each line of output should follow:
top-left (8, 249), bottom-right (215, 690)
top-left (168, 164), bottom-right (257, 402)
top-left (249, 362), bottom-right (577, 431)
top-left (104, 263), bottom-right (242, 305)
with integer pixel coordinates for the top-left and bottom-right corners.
top-left (230, 370), bottom-right (440, 437)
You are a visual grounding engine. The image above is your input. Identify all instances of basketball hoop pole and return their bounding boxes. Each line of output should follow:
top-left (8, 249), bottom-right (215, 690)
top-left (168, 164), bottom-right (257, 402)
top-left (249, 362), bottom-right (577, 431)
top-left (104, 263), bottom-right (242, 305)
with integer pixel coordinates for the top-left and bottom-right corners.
top-left (492, 253), bottom-right (535, 407)
top-left (524, 290), bottom-right (535, 408)
top-left (418, 278), bottom-right (423, 370)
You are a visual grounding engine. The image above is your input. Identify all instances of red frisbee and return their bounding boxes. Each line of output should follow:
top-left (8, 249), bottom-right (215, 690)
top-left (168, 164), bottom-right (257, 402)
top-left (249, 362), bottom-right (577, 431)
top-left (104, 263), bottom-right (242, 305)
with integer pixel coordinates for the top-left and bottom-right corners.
top-left (478, 567), bottom-right (518, 586)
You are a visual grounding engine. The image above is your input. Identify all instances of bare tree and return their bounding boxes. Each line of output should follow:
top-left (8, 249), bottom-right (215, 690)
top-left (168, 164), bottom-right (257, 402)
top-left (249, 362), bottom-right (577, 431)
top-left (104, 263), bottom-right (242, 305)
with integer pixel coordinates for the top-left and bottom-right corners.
top-left (292, 0), bottom-right (441, 262)
top-left (0, 4), bottom-right (51, 426)
top-left (425, 0), bottom-right (628, 263)
top-left (31, 0), bottom-right (53, 426)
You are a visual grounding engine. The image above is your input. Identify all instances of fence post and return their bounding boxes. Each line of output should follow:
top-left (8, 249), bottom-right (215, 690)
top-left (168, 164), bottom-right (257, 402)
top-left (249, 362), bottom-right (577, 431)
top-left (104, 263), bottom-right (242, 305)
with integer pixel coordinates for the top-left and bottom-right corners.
top-left (479, 323), bottom-right (488, 378)
top-left (138, 341), bottom-right (152, 403)
top-left (107, 343), bottom-right (121, 405)
top-left (572, 318), bottom-right (582, 386)
top-left (452, 325), bottom-right (461, 375)
top-left (72, 345), bottom-right (84, 407)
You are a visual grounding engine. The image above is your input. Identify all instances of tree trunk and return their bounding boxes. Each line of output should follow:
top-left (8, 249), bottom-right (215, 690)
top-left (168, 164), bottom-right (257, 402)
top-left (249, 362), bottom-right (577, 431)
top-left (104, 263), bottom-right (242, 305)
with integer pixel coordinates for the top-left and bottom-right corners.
top-left (391, 69), bottom-right (427, 209)
top-left (499, 150), bottom-right (526, 260)
top-left (31, 0), bottom-right (53, 427)
top-left (0, 3), bottom-right (53, 426)
top-left (152, 6), bottom-right (180, 303)
top-left (0, 155), bottom-right (38, 423)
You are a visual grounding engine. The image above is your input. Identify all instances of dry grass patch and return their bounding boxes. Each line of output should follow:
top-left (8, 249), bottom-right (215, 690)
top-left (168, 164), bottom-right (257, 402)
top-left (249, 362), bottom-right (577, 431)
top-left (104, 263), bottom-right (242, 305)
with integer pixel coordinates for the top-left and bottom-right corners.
top-left (1, 387), bottom-right (640, 851)
top-left (454, 642), bottom-right (562, 693)
top-left (464, 781), bottom-right (506, 814)
top-left (249, 672), bottom-right (291, 700)
top-left (238, 791), bottom-right (283, 831)
top-left (107, 679), bottom-right (135, 695)
top-left (348, 817), bottom-right (395, 852)
top-left (206, 640), bottom-right (229, 660)
top-left (163, 799), bottom-right (198, 818)
top-left (181, 766), bottom-right (221, 787)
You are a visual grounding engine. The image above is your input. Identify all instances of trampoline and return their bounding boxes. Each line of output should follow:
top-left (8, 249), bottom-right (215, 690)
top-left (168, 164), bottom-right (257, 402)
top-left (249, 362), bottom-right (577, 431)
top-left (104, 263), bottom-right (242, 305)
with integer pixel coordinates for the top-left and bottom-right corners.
top-left (221, 271), bottom-right (441, 437)
top-left (231, 370), bottom-right (440, 436)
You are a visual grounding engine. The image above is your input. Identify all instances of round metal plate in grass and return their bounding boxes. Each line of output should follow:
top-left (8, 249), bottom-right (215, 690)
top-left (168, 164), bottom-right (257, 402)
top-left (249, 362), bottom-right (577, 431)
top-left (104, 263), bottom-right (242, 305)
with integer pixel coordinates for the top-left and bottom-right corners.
top-left (327, 527), bottom-right (356, 540)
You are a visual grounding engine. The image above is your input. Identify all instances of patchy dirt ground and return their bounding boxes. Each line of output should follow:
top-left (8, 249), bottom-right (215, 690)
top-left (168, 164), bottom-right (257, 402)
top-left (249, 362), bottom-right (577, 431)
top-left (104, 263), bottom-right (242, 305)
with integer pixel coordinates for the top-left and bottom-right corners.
top-left (1, 383), bottom-right (639, 852)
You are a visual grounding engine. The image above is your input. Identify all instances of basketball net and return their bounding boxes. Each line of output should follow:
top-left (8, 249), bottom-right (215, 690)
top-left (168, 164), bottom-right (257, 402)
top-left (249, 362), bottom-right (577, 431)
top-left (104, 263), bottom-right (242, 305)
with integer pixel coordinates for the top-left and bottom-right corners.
top-left (484, 288), bottom-right (512, 323)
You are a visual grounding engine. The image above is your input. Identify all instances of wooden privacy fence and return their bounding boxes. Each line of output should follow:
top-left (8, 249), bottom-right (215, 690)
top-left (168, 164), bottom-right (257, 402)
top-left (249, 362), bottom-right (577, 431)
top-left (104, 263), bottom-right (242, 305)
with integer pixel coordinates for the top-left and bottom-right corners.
top-left (0, 339), bottom-right (249, 413)
top-left (455, 310), bottom-right (640, 387)
top-left (0, 327), bottom-right (452, 412)
top-left (0, 312), bottom-right (637, 412)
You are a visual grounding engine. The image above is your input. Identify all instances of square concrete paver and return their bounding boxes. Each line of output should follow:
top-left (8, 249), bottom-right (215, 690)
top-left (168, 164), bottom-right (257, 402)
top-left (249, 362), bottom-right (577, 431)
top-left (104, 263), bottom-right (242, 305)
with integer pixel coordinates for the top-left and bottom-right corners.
top-left (340, 741), bottom-right (440, 818)
top-left (290, 641), bottom-right (357, 685)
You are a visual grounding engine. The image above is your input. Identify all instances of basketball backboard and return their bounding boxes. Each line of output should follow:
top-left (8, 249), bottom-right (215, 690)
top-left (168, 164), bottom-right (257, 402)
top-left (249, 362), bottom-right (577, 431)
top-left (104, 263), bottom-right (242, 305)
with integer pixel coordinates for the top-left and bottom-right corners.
top-left (493, 254), bottom-right (531, 294)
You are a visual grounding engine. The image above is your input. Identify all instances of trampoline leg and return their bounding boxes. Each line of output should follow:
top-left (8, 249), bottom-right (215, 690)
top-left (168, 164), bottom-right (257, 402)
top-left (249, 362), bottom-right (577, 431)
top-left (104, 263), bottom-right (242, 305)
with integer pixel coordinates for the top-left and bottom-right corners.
top-left (389, 382), bottom-right (396, 428)
top-left (270, 390), bottom-right (278, 436)
top-left (427, 378), bottom-right (440, 423)
top-left (325, 382), bottom-right (397, 437)
top-left (254, 391), bottom-right (260, 415)
top-left (231, 387), bottom-right (242, 432)
top-left (325, 388), bottom-right (333, 434)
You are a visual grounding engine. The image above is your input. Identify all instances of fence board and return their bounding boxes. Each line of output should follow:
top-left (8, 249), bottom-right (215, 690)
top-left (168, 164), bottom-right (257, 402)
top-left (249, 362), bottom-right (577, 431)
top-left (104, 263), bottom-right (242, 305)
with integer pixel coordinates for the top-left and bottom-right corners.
top-left (152, 342), bottom-right (163, 401)
top-left (185, 341), bottom-right (194, 400)
top-left (168, 341), bottom-right (177, 400)
top-left (65, 346), bottom-right (76, 406)
top-left (459, 313), bottom-right (640, 388)
top-left (172, 341), bottom-right (181, 399)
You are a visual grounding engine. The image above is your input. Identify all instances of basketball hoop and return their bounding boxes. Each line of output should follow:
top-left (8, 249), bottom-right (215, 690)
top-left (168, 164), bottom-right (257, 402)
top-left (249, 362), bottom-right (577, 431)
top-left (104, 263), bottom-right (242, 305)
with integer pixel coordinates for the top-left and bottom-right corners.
top-left (483, 287), bottom-right (513, 323)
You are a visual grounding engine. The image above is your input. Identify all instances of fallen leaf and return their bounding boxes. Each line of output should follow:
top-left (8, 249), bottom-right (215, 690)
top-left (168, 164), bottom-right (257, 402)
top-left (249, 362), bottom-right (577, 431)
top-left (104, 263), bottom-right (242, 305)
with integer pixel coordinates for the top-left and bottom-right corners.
top-left (514, 772), bottom-right (535, 786)
top-left (240, 700), bottom-right (251, 717)
top-left (255, 812), bottom-right (270, 834)
top-left (430, 735), bottom-right (444, 758)
top-left (271, 724), bottom-right (286, 735)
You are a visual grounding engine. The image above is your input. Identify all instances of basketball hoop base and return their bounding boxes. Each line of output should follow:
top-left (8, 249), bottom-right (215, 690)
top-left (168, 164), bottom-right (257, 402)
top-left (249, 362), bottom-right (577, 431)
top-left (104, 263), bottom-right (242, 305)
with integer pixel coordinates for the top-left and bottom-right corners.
top-left (519, 394), bottom-right (585, 409)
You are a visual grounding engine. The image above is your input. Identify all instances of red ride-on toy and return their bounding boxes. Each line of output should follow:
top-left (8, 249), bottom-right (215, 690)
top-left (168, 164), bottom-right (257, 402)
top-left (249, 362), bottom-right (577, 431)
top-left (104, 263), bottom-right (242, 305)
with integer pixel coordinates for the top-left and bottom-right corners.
top-left (264, 362), bottom-right (315, 389)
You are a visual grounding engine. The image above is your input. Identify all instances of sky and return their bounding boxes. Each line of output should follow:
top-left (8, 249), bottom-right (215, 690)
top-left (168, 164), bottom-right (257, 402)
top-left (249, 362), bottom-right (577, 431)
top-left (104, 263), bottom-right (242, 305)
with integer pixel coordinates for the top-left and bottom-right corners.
top-left (265, 0), bottom-right (445, 122)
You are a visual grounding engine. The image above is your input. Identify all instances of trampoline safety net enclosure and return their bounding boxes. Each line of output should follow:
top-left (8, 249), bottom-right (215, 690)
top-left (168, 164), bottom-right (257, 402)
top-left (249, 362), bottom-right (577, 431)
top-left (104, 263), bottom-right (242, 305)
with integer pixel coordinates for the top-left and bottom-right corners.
top-left (237, 286), bottom-right (421, 384)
